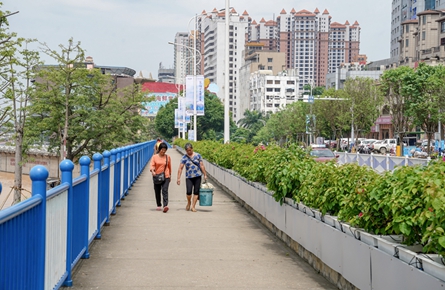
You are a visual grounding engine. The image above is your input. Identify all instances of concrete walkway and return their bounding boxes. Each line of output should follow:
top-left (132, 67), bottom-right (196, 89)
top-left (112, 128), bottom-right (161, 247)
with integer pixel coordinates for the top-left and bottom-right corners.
top-left (66, 149), bottom-right (336, 289)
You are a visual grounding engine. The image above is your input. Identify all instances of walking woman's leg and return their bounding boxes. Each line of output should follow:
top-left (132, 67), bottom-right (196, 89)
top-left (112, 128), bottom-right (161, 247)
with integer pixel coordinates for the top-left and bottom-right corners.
top-left (186, 178), bottom-right (193, 210)
top-left (191, 176), bottom-right (201, 212)
top-left (154, 184), bottom-right (162, 208)
top-left (162, 178), bottom-right (170, 208)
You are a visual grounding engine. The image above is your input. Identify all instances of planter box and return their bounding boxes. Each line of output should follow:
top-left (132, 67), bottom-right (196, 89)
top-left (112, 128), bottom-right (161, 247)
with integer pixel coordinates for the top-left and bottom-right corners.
top-left (419, 254), bottom-right (445, 282)
top-left (313, 209), bottom-right (323, 221)
top-left (359, 230), bottom-right (378, 247)
top-left (375, 235), bottom-right (404, 256)
top-left (284, 197), bottom-right (296, 208)
top-left (396, 244), bottom-right (423, 268)
top-left (322, 215), bottom-right (337, 228)
top-left (342, 223), bottom-right (361, 240)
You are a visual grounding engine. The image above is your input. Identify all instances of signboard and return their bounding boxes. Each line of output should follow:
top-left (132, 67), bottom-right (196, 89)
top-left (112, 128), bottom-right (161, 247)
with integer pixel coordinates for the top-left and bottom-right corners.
top-left (141, 92), bottom-right (176, 117)
top-left (308, 95), bottom-right (314, 104)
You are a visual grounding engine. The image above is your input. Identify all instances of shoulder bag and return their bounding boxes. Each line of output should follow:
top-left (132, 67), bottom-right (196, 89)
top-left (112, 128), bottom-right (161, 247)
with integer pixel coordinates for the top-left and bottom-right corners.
top-left (153, 155), bottom-right (168, 184)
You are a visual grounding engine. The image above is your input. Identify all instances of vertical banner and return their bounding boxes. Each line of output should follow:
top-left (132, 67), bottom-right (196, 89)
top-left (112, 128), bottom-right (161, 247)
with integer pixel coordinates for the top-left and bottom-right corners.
top-left (196, 75), bottom-right (205, 116)
top-left (185, 75), bottom-right (205, 116)
top-left (174, 109), bottom-right (179, 129)
top-left (185, 76), bottom-right (194, 114)
top-left (188, 130), bottom-right (195, 141)
top-left (178, 97), bottom-right (191, 123)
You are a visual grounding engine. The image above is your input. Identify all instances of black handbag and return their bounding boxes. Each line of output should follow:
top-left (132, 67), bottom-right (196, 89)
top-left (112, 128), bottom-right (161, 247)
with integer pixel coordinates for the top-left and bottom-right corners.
top-left (153, 155), bottom-right (167, 184)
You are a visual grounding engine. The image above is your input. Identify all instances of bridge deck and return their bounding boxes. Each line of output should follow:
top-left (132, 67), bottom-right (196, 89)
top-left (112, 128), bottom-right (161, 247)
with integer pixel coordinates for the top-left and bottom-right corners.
top-left (65, 149), bottom-right (335, 289)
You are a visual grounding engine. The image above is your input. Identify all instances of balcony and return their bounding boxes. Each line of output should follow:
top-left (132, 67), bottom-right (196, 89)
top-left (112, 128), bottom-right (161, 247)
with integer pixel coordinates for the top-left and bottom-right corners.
top-left (420, 47), bottom-right (442, 60)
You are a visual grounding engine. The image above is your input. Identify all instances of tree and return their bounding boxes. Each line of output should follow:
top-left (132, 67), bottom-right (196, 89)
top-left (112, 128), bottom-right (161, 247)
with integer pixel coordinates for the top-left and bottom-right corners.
top-left (343, 77), bottom-right (383, 143)
top-left (252, 102), bottom-right (309, 145)
top-left (154, 97), bottom-right (177, 139)
top-left (0, 8), bottom-right (40, 204)
top-left (403, 63), bottom-right (445, 154)
top-left (380, 66), bottom-right (414, 152)
top-left (302, 84), bottom-right (324, 96)
top-left (237, 109), bottom-right (267, 142)
top-left (314, 88), bottom-right (350, 147)
top-left (26, 38), bottom-right (149, 162)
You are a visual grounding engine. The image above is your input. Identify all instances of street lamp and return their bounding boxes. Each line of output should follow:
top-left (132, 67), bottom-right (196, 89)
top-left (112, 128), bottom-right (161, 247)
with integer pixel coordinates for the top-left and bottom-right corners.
top-left (224, 0), bottom-right (230, 143)
top-left (298, 75), bottom-right (315, 144)
top-left (168, 41), bottom-right (202, 141)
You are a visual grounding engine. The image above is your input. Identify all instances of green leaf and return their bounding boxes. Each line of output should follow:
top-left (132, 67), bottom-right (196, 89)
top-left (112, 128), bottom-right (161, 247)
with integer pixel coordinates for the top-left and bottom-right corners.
top-left (439, 236), bottom-right (445, 248)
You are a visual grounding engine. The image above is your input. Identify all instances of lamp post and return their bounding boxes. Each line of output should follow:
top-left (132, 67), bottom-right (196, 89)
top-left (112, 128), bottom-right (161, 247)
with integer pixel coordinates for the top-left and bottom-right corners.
top-left (298, 75), bottom-right (314, 144)
top-left (168, 41), bottom-right (202, 141)
top-left (224, 0), bottom-right (230, 143)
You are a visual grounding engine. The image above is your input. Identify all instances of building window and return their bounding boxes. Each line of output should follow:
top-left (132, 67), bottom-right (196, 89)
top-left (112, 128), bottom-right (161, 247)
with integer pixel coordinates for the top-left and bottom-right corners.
top-left (268, 66), bottom-right (273, 70)
top-left (422, 15), bottom-right (426, 25)
top-left (267, 58), bottom-right (273, 62)
top-left (442, 22), bottom-right (445, 33)
top-left (405, 39), bottom-right (409, 47)
top-left (422, 31), bottom-right (426, 40)
top-left (275, 80), bottom-right (280, 84)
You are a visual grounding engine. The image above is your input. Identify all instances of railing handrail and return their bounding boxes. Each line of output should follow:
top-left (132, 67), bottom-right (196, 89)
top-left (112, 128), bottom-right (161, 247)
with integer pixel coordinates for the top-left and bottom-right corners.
top-left (0, 140), bottom-right (156, 290)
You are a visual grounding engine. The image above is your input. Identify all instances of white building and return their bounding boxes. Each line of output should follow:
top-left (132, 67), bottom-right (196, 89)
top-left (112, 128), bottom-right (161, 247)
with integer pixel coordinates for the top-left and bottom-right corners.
top-left (249, 70), bottom-right (299, 114)
top-left (325, 63), bottom-right (383, 89)
top-left (173, 32), bottom-right (189, 85)
top-left (198, 8), bottom-right (249, 122)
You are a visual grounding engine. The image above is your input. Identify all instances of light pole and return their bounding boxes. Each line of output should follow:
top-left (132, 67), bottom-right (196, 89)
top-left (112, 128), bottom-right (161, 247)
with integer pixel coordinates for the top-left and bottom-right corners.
top-left (168, 41), bottom-right (202, 141)
top-left (298, 75), bottom-right (314, 144)
top-left (224, 0), bottom-right (230, 143)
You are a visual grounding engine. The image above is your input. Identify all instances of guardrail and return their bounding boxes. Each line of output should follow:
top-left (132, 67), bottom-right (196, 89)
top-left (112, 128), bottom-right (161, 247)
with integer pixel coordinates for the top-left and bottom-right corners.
top-left (0, 140), bottom-right (155, 290)
top-left (336, 152), bottom-right (430, 173)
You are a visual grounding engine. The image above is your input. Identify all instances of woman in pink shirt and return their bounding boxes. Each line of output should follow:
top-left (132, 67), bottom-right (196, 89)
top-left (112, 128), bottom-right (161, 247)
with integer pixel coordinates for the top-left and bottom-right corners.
top-left (150, 142), bottom-right (172, 212)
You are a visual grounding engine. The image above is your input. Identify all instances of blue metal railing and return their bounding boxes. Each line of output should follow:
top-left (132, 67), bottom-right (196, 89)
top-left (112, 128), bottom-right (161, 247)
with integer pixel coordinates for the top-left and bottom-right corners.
top-left (0, 140), bottom-right (155, 290)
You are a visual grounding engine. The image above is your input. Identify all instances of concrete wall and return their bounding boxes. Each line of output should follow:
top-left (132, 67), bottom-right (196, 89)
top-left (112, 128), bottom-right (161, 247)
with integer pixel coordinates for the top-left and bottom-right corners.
top-left (0, 151), bottom-right (80, 178)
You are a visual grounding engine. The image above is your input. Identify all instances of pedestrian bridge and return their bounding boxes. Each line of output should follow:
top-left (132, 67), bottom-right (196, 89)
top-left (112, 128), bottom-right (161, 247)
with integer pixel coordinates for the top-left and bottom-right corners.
top-left (0, 141), bottom-right (335, 290)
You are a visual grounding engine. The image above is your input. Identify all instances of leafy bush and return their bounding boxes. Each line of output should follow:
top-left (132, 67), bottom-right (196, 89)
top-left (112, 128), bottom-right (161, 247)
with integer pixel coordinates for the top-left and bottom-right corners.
top-left (173, 138), bottom-right (445, 255)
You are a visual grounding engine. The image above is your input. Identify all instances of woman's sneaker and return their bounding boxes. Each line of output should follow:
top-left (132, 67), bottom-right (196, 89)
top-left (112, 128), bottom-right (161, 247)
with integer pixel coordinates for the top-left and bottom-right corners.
top-left (156, 206), bottom-right (162, 211)
top-left (163, 206), bottom-right (169, 213)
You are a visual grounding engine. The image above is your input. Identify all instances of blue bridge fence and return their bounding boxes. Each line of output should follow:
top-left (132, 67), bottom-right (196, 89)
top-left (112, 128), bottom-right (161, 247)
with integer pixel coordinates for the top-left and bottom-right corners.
top-left (0, 140), bottom-right (155, 290)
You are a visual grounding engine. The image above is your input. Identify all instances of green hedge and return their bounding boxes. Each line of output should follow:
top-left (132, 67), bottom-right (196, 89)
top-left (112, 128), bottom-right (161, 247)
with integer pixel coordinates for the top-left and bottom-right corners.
top-left (174, 139), bottom-right (445, 256)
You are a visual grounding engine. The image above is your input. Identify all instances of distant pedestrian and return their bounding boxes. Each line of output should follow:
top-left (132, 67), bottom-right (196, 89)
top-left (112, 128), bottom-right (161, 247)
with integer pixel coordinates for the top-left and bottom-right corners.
top-left (150, 142), bottom-right (171, 213)
top-left (153, 138), bottom-right (162, 155)
top-left (176, 143), bottom-right (207, 212)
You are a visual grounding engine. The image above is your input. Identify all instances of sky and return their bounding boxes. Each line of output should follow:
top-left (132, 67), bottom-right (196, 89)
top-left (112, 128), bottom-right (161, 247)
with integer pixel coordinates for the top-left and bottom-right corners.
top-left (6, 0), bottom-right (391, 79)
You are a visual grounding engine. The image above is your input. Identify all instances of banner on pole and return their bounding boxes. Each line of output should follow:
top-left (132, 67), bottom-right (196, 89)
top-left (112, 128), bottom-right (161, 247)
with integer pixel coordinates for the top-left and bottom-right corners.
top-left (185, 75), bottom-right (205, 116)
top-left (174, 109), bottom-right (179, 129)
top-left (188, 130), bottom-right (195, 141)
top-left (178, 97), bottom-right (191, 123)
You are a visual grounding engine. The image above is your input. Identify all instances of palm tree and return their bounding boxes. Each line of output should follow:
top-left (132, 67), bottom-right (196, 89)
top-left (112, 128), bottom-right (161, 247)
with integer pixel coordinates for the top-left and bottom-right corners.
top-left (237, 110), bottom-right (266, 130)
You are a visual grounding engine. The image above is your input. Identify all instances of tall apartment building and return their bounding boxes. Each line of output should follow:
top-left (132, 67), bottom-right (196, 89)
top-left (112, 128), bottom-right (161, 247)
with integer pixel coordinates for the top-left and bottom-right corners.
top-left (248, 8), bottom-right (359, 90)
top-left (197, 8), bottom-right (250, 121)
top-left (173, 32), bottom-right (189, 85)
top-left (175, 7), bottom-right (361, 120)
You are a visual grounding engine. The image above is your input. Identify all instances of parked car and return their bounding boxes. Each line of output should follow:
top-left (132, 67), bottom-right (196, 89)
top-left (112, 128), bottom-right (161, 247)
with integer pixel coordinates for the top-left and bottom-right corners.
top-left (309, 147), bottom-right (339, 162)
top-left (372, 139), bottom-right (397, 154)
top-left (421, 140), bottom-right (435, 152)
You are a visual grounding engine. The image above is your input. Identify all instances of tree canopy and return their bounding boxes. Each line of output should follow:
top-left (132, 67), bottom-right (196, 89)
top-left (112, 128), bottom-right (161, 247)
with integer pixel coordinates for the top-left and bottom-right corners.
top-left (26, 38), bottom-right (150, 161)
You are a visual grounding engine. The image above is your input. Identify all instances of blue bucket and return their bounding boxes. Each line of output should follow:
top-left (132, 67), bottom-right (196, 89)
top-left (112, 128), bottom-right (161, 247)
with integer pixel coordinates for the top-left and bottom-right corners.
top-left (199, 188), bottom-right (213, 206)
